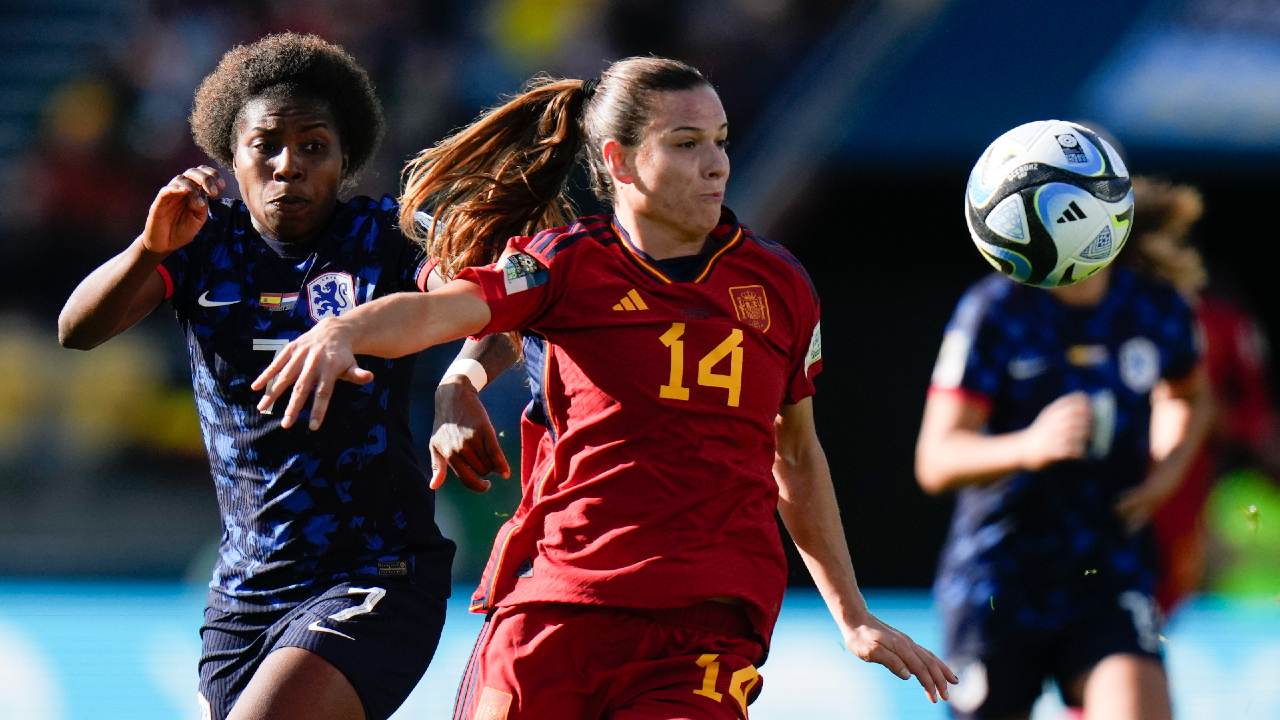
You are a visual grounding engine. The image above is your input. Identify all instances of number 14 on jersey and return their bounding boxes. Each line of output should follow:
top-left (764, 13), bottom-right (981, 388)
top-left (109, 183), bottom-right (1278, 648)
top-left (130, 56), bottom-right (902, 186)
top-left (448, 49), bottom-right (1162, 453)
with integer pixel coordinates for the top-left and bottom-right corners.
top-left (659, 322), bottom-right (743, 407)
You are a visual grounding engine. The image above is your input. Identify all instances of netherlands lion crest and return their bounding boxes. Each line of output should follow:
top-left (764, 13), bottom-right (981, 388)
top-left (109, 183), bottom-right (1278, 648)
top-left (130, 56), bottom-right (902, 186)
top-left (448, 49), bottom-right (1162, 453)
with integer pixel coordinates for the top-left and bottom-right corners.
top-left (307, 271), bottom-right (355, 322)
top-left (729, 285), bottom-right (770, 332)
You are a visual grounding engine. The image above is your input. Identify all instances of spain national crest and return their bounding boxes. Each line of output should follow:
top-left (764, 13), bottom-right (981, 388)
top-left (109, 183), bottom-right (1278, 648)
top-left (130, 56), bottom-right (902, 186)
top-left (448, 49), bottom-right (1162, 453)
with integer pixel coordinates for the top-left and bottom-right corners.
top-left (729, 285), bottom-right (770, 332)
top-left (307, 271), bottom-right (355, 322)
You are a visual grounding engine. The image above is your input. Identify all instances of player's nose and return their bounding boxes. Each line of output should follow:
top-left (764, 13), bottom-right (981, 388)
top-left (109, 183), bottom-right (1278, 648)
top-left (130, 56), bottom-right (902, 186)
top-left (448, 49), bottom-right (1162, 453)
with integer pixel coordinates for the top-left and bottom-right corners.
top-left (272, 147), bottom-right (305, 181)
top-left (704, 148), bottom-right (729, 180)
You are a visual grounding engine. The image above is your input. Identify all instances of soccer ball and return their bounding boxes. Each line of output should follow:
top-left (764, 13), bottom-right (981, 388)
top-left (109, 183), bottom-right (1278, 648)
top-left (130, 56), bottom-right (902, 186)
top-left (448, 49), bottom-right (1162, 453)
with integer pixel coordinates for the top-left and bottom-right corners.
top-left (965, 120), bottom-right (1133, 287)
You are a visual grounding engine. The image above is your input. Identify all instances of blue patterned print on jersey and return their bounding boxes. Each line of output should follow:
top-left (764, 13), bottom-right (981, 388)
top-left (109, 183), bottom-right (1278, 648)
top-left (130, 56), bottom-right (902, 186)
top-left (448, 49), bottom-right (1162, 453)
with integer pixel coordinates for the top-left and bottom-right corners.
top-left (932, 268), bottom-right (1197, 633)
top-left (161, 195), bottom-right (453, 612)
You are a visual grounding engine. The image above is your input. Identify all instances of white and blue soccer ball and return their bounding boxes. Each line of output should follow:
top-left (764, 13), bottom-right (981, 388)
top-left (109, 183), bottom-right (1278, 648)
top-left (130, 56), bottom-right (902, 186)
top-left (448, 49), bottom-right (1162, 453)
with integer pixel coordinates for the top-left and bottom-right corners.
top-left (965, 120), bottom-right (1133, 287)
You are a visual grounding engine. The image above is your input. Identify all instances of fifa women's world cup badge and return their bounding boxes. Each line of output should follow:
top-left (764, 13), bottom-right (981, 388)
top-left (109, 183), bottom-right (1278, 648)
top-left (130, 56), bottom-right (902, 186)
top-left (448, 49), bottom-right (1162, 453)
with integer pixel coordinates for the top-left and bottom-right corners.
top-left (473, 687), bottom-right (512, 720)
top-left (502, 253), bottom-right (548, 295)
top-left (307, 271), bottom-right (356, 322)
top-left (729, 285), bottom-right (770, 332)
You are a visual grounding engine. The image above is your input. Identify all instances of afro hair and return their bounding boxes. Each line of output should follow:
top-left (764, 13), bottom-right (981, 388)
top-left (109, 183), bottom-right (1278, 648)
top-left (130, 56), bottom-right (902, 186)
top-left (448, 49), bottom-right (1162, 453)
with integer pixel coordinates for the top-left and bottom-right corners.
top-left (190, 33), bottom-right (385, 182)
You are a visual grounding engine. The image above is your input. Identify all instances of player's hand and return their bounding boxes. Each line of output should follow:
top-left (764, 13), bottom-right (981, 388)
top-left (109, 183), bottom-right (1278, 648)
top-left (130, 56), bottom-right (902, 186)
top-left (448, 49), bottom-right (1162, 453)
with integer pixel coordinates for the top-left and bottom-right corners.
top-left (250, 318), bottom-right (374, 430)
top-left (430, 378), bottom-right (511, 492)
top-left (1115, 465), bottom-right (1182, 534)
top-left (141, 166), bottom-right (225, 255)
top-left (842, 611), bottom-right (958, 703)
top-left (1019, 391), bottom-right (1092, 470)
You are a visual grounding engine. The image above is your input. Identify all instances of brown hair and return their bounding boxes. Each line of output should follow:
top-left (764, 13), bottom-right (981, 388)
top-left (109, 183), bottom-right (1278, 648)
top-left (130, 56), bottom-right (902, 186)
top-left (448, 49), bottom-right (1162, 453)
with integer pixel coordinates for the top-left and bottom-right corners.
top-left (1126, 176), bottom-right (1208, 298)
top-left (399, 57), bottom-right (711, 280)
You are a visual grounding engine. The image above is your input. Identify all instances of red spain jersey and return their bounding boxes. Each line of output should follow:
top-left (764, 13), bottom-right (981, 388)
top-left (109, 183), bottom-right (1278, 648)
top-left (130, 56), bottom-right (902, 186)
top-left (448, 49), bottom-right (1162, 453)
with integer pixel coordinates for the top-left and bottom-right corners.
top-left (456, 210), bottom-right (822, 646)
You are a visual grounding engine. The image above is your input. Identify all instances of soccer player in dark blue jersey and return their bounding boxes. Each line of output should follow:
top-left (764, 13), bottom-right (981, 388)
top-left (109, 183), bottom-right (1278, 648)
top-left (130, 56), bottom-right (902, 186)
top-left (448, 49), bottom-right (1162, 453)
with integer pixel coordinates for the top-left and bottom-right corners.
top-left (58, 34), bottom-right (454, 720)
top-left (915, 259), bottom-right (1214, 720)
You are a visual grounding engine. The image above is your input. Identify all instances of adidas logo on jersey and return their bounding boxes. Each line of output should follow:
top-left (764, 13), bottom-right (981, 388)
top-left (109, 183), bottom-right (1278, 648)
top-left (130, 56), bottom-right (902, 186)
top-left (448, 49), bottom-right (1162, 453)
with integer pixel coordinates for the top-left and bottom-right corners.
top-left (1056, 201), bottom-right (1089, 224)
top-left (612, 289), bottom-right (649, 311)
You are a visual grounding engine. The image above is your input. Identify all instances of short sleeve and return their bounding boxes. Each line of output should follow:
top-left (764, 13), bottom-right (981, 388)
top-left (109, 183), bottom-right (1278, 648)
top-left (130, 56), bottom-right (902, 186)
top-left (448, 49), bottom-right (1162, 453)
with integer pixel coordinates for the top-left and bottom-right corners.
top-left (1159, 290), bottom-right (1199, 382)
top-left (454, 233), bottom-right (563, 335)
top-left (156, 252), bottom-right (180, 301)
top-left (394, 238), bottom-right (433, 293)
top-left (158, 226), bottom-right (213, 313)
top-left (929, 287), bottom-right (1002, 409)
top-left (401, 210), bottom-right (436, 293)
top-left (785, 298), bottom-right (821, 405)
top-left (410, 256), bottom-right (438, 292)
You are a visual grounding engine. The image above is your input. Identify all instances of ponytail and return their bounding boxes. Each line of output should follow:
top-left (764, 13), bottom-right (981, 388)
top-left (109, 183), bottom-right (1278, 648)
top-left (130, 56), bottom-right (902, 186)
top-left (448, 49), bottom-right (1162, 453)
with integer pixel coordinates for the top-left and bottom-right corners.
top-left (1127, 176), bottom-right (1208, 299)
top-left (400, 58), bottom-right (710, 279)
top-left (399, 76), bottom-right (590, 280)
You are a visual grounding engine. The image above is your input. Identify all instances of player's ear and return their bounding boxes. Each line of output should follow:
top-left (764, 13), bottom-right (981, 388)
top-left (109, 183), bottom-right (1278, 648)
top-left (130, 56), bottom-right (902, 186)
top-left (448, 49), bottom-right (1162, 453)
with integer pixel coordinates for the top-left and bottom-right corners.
top-left (602, 139), bottom-right (634, 187)
top-left (341, 152), bottom-right (349, 177)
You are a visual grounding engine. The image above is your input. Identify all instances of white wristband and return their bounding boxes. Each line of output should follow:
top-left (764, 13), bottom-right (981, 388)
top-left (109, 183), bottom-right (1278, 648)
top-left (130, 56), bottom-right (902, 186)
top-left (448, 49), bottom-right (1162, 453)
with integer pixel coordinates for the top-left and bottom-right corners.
top-left (440, 358), bottom-right (488, 392)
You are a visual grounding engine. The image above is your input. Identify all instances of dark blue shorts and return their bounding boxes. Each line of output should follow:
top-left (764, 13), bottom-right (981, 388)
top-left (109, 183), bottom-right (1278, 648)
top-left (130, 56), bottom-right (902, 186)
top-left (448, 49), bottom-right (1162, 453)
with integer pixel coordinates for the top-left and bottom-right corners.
top-left (198, 579), bottom-right (447, 720)
top-left (944, 589), bottom-right (1163, 719)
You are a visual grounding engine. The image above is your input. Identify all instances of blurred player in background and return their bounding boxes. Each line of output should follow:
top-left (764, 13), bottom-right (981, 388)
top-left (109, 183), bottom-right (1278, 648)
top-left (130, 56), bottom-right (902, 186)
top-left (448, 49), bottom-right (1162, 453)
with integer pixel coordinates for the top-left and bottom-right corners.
top-left (915, 219), bottom-right (1214, 718)
top-left (58, 34), bottom-right (457, 720)
top-left (253, 56), bottom-right (957, 719)
top-left (1129, 177), bottom-right (1280, 613)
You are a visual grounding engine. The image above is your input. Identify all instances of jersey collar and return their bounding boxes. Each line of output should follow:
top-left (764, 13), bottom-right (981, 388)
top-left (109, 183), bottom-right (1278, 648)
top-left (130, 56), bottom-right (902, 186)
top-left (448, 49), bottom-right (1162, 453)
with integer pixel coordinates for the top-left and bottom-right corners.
top-left (608, 208), bottom-right (744, 284)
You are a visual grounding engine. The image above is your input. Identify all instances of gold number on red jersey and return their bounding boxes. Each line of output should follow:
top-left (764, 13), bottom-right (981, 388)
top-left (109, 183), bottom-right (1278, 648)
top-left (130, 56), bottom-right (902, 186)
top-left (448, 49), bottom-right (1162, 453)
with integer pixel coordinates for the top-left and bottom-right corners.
top-left (698, 329), bottom-right (743, 407)
top-left (693, 654), bottom-right (723, 701)
top-left (659, 323), bottom-right (744, 407)
top-left (692, 653), bottom-right (760, 714)
top-left (659, 323), bottom-right (691, 400)
top-left (728, 665), bottom-right (760, 715)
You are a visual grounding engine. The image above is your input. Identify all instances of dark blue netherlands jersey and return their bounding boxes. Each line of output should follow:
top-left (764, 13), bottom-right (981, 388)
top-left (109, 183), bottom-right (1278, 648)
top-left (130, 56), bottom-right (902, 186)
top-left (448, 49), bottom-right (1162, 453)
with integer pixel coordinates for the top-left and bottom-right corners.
top-left (929, 268), bottom-right (1197, 631)
top-left (158, 194), bottom-right (454, 612)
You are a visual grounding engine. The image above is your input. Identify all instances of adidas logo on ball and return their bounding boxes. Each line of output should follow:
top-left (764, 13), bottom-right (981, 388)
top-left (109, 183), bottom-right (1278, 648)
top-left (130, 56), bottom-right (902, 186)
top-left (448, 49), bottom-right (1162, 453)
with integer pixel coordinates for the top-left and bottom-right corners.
top-left (1056, 201), bottom-right (1088, 224)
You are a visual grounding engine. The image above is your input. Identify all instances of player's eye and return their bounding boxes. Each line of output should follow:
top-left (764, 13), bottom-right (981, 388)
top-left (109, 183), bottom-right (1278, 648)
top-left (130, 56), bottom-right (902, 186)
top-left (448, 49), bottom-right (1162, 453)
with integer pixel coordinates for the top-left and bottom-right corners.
top-left (253, 142), bottom-right (276, 154)
top-left (716, 139), bottom-right (730, 150)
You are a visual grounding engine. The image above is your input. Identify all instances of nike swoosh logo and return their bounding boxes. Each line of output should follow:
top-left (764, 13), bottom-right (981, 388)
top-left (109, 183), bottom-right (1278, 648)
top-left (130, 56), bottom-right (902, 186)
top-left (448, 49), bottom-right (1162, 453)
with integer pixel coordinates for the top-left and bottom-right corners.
top-left (1008, 357), bottom-right (1047, 380)
top-left (307, 620), bottom-right (354, 641)
top-left (198, 291), bottom-right (239, 307)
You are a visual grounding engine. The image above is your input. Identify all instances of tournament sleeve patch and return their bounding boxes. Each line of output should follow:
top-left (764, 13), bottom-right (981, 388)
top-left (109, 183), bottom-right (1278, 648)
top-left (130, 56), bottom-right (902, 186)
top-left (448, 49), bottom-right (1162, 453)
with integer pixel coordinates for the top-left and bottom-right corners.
top-left (805, 320), bottom-right (822, 373)
top-left (502, 252), bottom-right (548, 295)
top-left (474, 686), bottom-right (513, 720)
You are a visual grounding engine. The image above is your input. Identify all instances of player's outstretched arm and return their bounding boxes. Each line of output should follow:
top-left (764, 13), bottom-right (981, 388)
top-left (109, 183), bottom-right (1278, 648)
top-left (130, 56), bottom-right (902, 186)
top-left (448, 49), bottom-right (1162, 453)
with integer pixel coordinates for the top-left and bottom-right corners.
top-left (59, 166), bottom-right (224, 349)
top-left (430, 334), bottom-right (521, 491)
top-left (774, 398), bottom-right (958, 704)
top-left (251, 279), bottom-right (492, 430)
top-left (914, 390), bottom-right (1092, 494)
top-left (1117, 366), bottom-right (1214, 532)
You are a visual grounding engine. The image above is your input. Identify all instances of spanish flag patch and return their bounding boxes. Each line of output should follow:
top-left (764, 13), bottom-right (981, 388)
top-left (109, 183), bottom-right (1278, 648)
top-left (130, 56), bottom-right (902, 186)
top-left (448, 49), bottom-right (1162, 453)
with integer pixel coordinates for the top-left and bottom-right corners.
top-left (259, 292), bottom-right (299, 311)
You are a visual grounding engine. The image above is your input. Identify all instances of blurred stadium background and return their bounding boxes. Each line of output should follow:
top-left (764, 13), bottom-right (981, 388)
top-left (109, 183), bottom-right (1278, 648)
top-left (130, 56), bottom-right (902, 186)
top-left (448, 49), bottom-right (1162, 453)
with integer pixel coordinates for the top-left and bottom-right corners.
top-left (1, 0), bottom-right (1279, 717)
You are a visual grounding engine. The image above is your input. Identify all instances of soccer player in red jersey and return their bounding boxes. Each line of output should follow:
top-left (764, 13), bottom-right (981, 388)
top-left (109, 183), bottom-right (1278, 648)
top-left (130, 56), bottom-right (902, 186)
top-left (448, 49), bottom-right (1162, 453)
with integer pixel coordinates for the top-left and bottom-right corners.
top-left (253, 57), bottom-right (957, 718)
top-left (1130, 178), bottom-right (1280, 613)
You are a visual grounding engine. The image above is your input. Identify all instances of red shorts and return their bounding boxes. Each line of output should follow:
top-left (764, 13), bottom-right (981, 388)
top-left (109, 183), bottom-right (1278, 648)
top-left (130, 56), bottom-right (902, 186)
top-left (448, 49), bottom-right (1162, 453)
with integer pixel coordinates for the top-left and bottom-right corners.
top-left (452, 602), bottom-right (765, 720)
